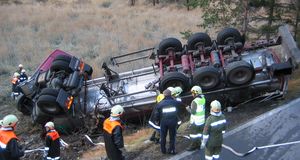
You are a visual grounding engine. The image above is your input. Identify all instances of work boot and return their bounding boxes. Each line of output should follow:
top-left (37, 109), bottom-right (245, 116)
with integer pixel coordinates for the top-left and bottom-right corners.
top-left (168, 149), bottom-right (177, 155)
top-left (149, 131), bottom-right (157, 142)
top-left (155, 138), bottom-right (160, 144)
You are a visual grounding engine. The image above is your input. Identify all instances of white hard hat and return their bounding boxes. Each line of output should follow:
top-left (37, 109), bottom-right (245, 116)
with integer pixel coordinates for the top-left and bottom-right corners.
top-left (111, 105), bottom-right (124, 117)
top-left (21, 69), bottom-right (26, 73)
top-left (2, 114), bottom-right (18, 127)
top-left (210, 100), bottom-right (221, 112)
top-left (18, 64), bottom-right (23, 68)
top-left (174, 86), bottom-right (183, 97)
top-left (44, 121), bottom-right (55, 128)
top-left (191, 86), bottom-right (202, 95)
top-left (14, 72), bottom-right (20, 78)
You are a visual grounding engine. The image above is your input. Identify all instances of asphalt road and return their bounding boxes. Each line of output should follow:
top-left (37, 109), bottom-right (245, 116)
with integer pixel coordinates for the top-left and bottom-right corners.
top-left (169, 98), bottom-right (300, 160)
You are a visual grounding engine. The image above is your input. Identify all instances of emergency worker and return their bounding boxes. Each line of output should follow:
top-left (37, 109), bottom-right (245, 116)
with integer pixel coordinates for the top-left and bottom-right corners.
top-left (149, 87), bottom-right (183, 143)
top-left (103, 105), bottom-right (126, 160)
top-left (154, 88), bottom-right (182, 154)
top-left (201, 100), bottom-right (227, 160)
top-left (11, 72), bottom-right (20, 99)
top-left (19, 69), bottom-right (28, 83)
top-left (44, 121), bottom-right (61, 160)
top-left (0, 114), bottom-right (24, 160)
top-left (186, 86), bottom-right (206, 151)
top-left (17, 64), bottom-right (23, 74)
top-left (148, 90), bottom-right (166, 143)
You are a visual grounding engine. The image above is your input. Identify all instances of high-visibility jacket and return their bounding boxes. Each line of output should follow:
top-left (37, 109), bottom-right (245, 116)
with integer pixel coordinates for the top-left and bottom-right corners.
top-left (0, 128), bottom-right (24, 160)
top-left (190, 95), bottom-right (206, 126)
top-left (45, 130), bottom-right (60, 159)
top-left (103, 118), bottom-right (124, 160)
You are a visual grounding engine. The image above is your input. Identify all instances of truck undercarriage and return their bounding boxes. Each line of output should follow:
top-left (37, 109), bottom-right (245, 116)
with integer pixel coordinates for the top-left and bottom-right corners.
top-left (16, 25), bottom-right (300, 128)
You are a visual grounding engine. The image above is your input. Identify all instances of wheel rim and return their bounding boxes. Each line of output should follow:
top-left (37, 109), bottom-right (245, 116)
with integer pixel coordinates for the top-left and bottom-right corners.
top-left (228, 67), bottom-right (253, 85)
top-left (199, 75), bottom-right (218, 88)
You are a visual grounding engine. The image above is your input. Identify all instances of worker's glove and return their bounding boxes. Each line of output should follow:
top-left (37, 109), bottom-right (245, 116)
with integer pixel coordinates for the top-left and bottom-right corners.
top-left (60, 139), bottom-right (69, 149)
top-left (177, 120), bottom-right (182, 126)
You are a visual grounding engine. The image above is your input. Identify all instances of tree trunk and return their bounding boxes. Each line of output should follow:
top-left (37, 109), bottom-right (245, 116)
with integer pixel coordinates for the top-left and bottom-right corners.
top-left (242, 0), bottom-right (249, 36)
top-left (266, 0), bottom-right (276, 40)
top-left (295, 0), bottom-right (300, 40)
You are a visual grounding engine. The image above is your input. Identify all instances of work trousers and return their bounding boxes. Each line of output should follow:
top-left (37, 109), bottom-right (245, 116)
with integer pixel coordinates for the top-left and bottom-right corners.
top-left (160, 119), bottom-right (177, 153)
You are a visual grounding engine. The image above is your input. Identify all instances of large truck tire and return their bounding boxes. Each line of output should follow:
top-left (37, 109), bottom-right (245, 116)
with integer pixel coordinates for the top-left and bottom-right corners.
top-left (31, 105), bottom-right (52, 125)
top-left (54, 55), bottom-right (72, 63)
top-left (158, 38), bottom-right (182, 55)
top-left (217, 27), bottom-right (244, 45)
top-left (160, 72), bottom-right (190, 92)
top-left (37, 93), bottom-right (64, 115)
top-left (50, 59), bottom-right (72, 73)
top-left (192, 66), bottom-right (221, 90)
top-left (225, 61), bottom-right (255, 86)
top-left (16, 94), bottom-right (33, 116)
top-left (187, 32), bottom-right (212, 50)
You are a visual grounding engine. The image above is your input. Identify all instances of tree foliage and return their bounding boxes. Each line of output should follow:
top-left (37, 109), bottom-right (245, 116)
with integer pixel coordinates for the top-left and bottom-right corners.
top-left (193, 0), bottom-right (299, 41)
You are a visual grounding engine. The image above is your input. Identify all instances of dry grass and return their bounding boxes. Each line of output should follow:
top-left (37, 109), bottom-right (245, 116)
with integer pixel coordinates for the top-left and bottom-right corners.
top-left (0, 0), bottom-right (208, 103)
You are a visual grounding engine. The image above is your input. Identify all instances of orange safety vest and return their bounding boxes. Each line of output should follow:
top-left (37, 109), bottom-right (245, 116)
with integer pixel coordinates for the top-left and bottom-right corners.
top-left (46, 130), bottom-right (60, 141)
top-left (11, 78), bottom-right (18, 85)
top-left (0, 129), bottom-right (18, 149)
top-left (103, 118), bottom-right (123, 134)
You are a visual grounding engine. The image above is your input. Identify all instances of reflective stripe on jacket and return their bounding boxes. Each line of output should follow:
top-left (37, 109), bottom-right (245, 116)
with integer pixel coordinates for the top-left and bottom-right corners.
top-left (190, 95), bottom-right (206, 125)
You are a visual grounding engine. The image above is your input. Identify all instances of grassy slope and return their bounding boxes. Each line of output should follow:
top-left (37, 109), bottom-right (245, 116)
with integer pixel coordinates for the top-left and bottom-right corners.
top-left (0, 0), bottom-right (206, 101)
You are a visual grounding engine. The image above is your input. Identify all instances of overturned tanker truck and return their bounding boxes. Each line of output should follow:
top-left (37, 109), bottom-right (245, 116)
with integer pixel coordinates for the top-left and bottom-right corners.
top-left (16, 25), bottom-right (300, 127)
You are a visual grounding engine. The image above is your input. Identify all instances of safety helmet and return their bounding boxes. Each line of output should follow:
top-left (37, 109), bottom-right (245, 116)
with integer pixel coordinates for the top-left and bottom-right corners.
top-left (111, 105), bottom-right (124, 117)
top-left (18, 64), bottom-right (23, 68)
top-left (14, 72), bottom-right (20, 78)
top-left (174, 86), bottom-right (183, 97)
top-left (2, 114), bottom-right (18, 127)
top-left (21, 69), bottom-right (26, 73)
top-left (44, 121), bottom-right (55, 128)
top-left (167, 87), bottom-right (176, 96)
top-left (210, 100), bottom-right (221, 112)
top-left (191, 86), bottom-right (202, 95)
